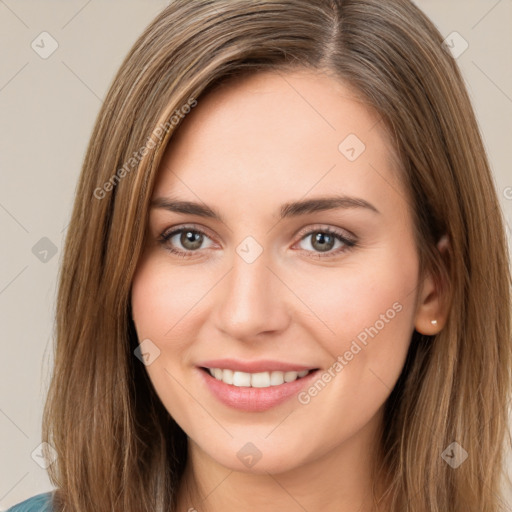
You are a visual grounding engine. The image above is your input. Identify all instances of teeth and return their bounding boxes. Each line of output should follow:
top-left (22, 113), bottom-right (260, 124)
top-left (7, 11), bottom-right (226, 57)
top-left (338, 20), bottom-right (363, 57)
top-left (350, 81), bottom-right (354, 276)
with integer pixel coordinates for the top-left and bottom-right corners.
top-left (251, 372), bottom-right (270, 388)
top-left (207, 368), bottom-right (311, 387)
top-left (233, 371), bottom-right (251, 387)
top-left (222, 369), bottom-right (234, 385)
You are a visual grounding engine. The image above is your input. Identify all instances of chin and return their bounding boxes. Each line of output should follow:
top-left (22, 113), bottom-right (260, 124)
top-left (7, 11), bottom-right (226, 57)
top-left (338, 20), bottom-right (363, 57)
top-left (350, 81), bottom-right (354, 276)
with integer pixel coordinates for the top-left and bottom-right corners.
top-left (195, 435), bottom-right (315, 476)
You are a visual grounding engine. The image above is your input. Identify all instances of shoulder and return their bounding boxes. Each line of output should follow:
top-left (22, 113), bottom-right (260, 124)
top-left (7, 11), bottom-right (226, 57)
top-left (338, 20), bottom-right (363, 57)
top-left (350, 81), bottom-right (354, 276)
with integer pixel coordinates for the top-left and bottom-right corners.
top-left (5, 491), bottom-right (55, 512)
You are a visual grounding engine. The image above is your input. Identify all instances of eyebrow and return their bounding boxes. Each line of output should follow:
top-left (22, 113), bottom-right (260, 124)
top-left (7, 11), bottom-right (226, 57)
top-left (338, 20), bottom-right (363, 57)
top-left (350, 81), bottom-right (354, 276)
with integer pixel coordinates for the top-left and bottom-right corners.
top-left (150, 195), bottom-right (379, 223)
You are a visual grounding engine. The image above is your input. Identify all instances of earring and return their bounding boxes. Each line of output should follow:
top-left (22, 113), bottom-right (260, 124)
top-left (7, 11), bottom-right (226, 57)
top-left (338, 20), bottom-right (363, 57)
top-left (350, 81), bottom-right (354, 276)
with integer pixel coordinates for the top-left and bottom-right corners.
top-left (431, 319), bottom-right (438, 325)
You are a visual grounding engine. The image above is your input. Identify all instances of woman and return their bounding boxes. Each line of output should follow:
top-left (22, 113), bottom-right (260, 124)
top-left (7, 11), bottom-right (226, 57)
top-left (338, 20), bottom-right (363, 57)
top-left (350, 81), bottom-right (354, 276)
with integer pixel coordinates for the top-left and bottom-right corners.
top-left (8, 0), bottom-right (511, 510)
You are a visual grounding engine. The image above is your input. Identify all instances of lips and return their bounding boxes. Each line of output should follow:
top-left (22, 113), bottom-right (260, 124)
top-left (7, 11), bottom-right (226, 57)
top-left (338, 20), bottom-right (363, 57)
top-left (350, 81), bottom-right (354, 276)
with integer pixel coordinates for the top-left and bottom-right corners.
top-left (198, 359), bottom-right (318, 412)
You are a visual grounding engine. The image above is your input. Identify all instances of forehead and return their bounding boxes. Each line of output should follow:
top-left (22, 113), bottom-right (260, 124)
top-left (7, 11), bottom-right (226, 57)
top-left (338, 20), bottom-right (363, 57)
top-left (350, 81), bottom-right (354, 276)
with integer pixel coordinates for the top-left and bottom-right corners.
top-left (153, 69), bottom-right (406, 221)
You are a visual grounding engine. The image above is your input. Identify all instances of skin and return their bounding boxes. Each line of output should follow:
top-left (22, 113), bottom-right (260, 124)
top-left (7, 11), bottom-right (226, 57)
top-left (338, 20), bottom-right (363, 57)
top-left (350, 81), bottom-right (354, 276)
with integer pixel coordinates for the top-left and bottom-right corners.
top-left (130, 68), bottom-right (447, 512)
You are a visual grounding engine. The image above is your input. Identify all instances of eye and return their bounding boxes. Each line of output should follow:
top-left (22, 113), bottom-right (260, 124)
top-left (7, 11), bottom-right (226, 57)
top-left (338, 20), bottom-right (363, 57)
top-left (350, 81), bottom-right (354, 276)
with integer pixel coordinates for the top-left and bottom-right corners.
top-left (294, 226), bottom-right (357, 258)
top-left (158, 225), bottom-right (215, 258)
top-left (158, 224), bottom-right (357, 259)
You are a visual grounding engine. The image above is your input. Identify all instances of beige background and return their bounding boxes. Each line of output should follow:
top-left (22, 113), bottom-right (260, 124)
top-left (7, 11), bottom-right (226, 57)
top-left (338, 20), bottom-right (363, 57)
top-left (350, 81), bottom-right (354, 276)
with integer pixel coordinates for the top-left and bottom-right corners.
top-left (0, 0), bottom-right (511, 509)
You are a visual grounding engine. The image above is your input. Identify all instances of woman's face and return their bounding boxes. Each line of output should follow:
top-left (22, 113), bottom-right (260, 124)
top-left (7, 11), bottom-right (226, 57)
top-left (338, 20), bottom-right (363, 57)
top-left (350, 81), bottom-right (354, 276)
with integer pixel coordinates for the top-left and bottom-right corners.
top-left (131, 69), bottom-right (435, 475)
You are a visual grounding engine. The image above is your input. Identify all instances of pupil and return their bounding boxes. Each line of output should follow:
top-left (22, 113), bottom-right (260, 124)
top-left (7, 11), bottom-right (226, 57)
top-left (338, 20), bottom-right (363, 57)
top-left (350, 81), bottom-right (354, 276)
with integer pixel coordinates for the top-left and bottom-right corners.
top-left (182, 231), bottom-right (202, 250)
top-left (313, 232), bottom-right (334, 252)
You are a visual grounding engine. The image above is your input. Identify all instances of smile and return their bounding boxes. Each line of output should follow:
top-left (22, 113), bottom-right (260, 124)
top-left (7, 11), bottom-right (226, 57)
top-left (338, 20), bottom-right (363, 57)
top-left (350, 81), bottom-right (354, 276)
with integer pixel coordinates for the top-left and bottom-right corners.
top-left (197, 366), bottom-right (320, 412)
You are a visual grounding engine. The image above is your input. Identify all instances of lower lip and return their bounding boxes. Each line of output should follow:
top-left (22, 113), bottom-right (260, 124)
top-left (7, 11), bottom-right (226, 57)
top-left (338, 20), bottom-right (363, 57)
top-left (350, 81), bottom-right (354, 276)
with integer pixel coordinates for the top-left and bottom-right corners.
top-left (197, 367), bottom-right (319, 412)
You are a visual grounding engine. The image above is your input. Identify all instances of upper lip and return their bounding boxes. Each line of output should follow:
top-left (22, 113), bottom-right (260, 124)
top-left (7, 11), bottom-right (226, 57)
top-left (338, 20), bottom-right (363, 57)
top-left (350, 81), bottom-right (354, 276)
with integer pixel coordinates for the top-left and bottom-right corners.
top-left (198, 358), bottom-right (318, 373)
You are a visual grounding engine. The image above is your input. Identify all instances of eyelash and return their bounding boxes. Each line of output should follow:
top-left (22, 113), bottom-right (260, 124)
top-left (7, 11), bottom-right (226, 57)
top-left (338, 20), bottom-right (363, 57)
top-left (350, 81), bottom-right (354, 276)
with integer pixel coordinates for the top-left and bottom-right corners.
top-left (157, 224), bottom-right (357, 259)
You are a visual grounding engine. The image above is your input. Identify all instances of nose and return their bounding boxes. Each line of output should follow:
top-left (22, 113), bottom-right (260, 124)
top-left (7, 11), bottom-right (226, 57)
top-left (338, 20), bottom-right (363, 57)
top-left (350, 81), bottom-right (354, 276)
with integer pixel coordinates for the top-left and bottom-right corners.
top-left (212, 247), bottom-right (291, 342)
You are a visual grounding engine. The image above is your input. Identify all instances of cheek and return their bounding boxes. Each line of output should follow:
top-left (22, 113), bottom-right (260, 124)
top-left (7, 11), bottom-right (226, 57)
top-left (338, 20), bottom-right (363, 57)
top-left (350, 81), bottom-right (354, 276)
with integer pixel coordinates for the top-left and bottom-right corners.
top-left (130, 256), bottom-right (200, 415)
top-left (131, 255), bottom-right (208, 345)
top-left (295, 243), bottom-right (416, 319)
top-left (285, 252), bottom-right (417, 439)
top-left (291, 246), bottom-right (418, 387)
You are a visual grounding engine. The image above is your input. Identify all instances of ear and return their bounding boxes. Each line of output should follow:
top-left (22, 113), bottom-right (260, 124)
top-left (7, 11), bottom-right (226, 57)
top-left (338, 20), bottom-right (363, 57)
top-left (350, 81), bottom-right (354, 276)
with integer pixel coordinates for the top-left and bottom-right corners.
top-left (414, 234), bottom-right (451, 335)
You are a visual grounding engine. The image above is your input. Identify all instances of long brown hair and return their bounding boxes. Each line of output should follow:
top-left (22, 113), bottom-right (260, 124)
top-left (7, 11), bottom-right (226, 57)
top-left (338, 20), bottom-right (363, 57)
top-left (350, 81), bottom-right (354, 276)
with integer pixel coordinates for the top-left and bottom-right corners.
top-left (42, 0), bottom-right (512, 510)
